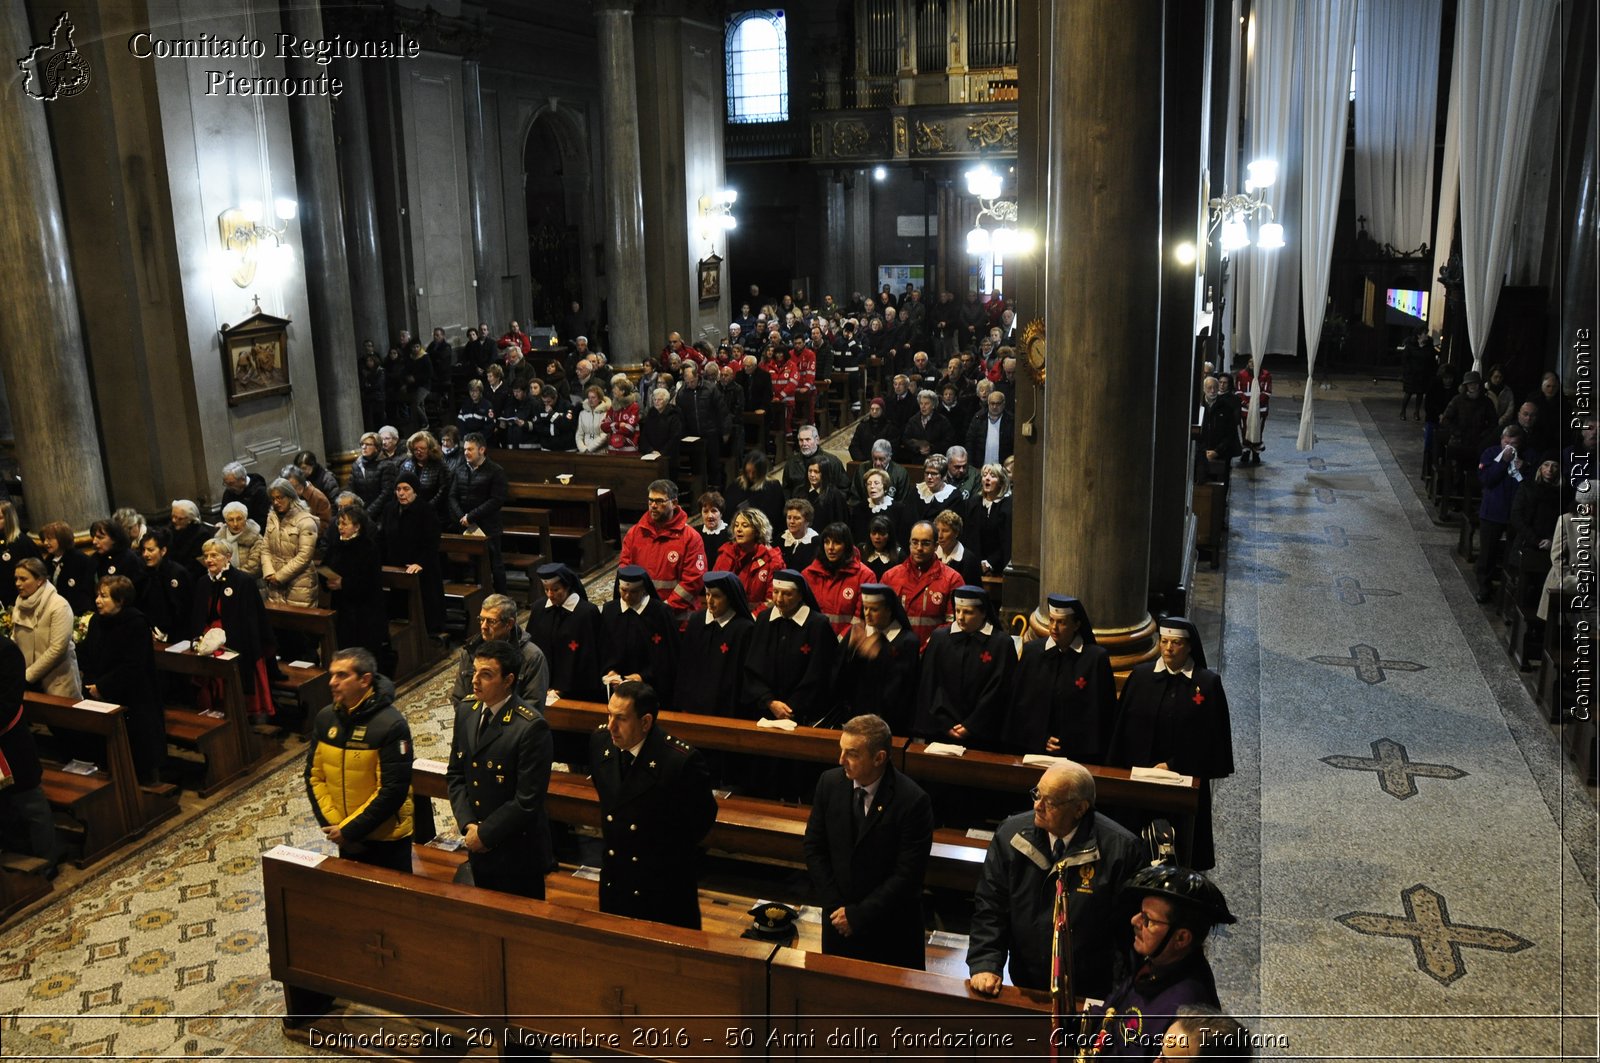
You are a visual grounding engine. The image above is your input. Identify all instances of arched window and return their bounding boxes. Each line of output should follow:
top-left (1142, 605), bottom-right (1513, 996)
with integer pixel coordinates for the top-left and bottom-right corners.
top-left (726, 10), bottom-right (788, 123)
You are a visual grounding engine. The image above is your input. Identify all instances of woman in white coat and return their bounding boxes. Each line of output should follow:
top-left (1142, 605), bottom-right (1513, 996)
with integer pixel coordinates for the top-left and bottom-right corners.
top-left (10, 557), bottom-right (81, 698)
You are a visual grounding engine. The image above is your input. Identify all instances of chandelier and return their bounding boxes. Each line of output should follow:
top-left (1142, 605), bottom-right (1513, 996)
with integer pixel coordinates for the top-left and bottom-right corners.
top-left (965, 165), bottom-right (1035, 256)
top-left (1207, 159), bottom-right (1285, 253)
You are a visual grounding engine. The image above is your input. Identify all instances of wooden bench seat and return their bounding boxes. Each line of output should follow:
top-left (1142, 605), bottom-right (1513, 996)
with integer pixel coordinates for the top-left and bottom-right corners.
top-left (495, 449), bottom-right (674, 519)
top-left (263, 603), bottom-right (336, 718)
top-left (0, 852), bottom-right (52, 924)
top-left (438, 533), bottom-right (494, 626)
top-left (505, 482), bottom-right (616, 574)
top-left (381, 566), bottom-right (441, 682)
top-left (152, 642), bottom-right (259, 795)
top-left (38, 766), bottom-right (123, 868)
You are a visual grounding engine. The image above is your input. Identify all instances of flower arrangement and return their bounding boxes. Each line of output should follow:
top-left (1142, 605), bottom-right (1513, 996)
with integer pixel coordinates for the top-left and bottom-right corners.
top-left (72, 612), bottom-right (93, 644)
top-left (0, 607), bottom-right (10, 641)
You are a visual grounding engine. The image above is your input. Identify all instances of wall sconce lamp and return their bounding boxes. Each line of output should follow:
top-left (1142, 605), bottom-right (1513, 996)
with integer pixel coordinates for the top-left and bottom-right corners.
top-left (216, 197), bottom-right (297, 287)
top-left (965, 164), bottom-right (1035, 256)
top-left (1207, 159), bottom-right (1284, 254)
top-left (697, 188), bottom-right (738, 242)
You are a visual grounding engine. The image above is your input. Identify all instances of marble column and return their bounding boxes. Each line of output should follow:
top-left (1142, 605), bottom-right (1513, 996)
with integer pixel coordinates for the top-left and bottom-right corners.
top-left (283, 0), bottom-right (361, 459)
top-left (819, 171), bottom-right (848, 307)
top-left (332, 57), bottom-right (389, 357)
top-left (1002, 0), bottom-right (1054, 621)
top-left (1148, 0), bottom-right (1209, 614)
top-left (1038, 0), bottom-right (1164, 663)
top-left (0, 0), bottom-right (109, 526)
top-left (594, 0), bottom-right (649, 364)
top-left (462, 58), bottom-right (498, 330)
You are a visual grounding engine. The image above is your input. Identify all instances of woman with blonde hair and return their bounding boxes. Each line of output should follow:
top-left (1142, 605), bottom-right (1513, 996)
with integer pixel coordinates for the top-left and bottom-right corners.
top-left (576, 383), bottom-right (611, 454)
top-left (10, 557), bottom-right (81, 697)
top-left (0, 499), bottom-right (39, 608)
top-left (399, 429), bottom-right (455, 521)
top-left (261, 479), bottom-right (320, 608)
top-left (964, 462), bottom-right (1013, 576)
top-left (714, 507), bottom-right (785, 613)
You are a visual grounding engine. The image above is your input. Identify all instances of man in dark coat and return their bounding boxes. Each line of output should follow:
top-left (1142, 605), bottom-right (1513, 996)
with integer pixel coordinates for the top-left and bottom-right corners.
top-left (967, 761), bottom-right (1143, 1001)
top-left (911, 585), bottom-right (1014, 747)
top-left (589, 680), bottom-right (717, 928)
top-left (742, 569), bottom-right (838, 725)
top-left (600, 566), bottom-right (680, 707)
top-left (447, 593), bottom-right (550, 706)
top-left (1085, 865), bottom-right (1235, 1060)
top-left (1004, 595), bottom-right (1117, 761)
top-left (446, 639), bottom-right (554, 898)
top-left (965, 390), bottom-right (1015, 467)
top-left (449, 433), bottom-right (509, 593)
top-left (527, 564), bottom-right (607, 703)
top-left (220, 462), bottom-right (270, 532)
top-left (803, 714), bottom-right (934, 968)
top-left (1195, 375), bottom-right (1241, 484)
top-left (675, 363), bottom-right (730, 488)
top-left (1108, 617), bottom-right (1233, 871)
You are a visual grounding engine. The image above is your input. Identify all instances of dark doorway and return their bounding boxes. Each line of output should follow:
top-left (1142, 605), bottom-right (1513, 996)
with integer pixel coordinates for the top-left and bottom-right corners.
top-left (523, 113), bottom-right (582, 328)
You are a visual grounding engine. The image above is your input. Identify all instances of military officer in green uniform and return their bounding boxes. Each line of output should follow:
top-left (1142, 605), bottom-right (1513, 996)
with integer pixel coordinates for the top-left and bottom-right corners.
top-left (590, 680), bottom-right (718, 928)
top-left (446, 639), bottom-right (554, 898)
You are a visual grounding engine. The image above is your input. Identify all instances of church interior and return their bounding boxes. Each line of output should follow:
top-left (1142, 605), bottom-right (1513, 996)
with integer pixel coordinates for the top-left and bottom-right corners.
top-left (0, 0), bottom-right (1596, 1059)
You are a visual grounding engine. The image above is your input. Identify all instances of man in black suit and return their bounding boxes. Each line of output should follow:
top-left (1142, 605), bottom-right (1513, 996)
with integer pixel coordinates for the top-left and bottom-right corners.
top-left (590, 680), bottom-right (718, 929)
top-left (802, 714), bottom-right (935, 969)
top-left (445, 640), bottom-right (554, 898)
top-left (450, 433), bottom-right (510, 592)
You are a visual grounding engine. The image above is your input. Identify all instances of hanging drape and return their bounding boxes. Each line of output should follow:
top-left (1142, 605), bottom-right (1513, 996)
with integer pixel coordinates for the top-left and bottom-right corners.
top-left (1428, 67), bottom-right (1459, 334)
top-left (1353, 0), bottom-right (1442, 252)
top-left (1298, 0), bottom-right (1359, 451)
top-left (1241, 0), bottom-right (1301, 362)
top-left (1454, 0), bottom-right (1558, 371)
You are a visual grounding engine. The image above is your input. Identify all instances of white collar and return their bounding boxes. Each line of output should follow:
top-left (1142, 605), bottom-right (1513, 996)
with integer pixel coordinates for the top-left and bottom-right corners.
top-left (703, 517), bottom-right (725, 534)
top-left (917, 482), bottom-right (954, 502)
top-left (620, 595), bottom-right (649, 615)
top-left (868, 496), bottom-right (893, 512)
top-left (1154, 658), bottom-right (1196, 678)
top-left (1044, 635), bottom-right (1085, 652)
top-left (937, 542), bottom-right (965, 562)
top-left (864, 619), bottom-right (904, 641)
top-left (707, 608), bottom-right (734, 627)
top-left (957, 620), bottom-right (994, 637)
top-left (545, 593), bottom-right (579, 613)
top-left (770, 603), bottom-right (812, 626)
top-left (782, 527), bottom-right (819, 547)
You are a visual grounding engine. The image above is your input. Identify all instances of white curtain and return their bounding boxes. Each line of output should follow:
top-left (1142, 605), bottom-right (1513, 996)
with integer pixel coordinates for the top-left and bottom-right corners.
top-left (1353, 0), bottom-right (1442, 251)
top-left (1454, 0), bottom-right (1558, 370)
top-left (1241, 0), bottom-right (1301, 362)
top-left (1298, 0), bottom-right (1360, 450)
top-left (1428, 67), bottom-right (1459, 334)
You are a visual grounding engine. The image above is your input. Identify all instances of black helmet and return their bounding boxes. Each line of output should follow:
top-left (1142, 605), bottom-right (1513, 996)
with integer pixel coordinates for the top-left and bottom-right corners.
top-left (1123, 865), bottom-right (1236, 925)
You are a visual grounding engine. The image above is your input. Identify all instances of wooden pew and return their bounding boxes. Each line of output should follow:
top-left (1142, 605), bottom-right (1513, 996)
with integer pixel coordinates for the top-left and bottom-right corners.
top-left (381, 566), bottom-right (440, 682)
top-left (152, 641), bottom-right (258, 796)
top-left (262, 851), bottom-right (1042, 1058)
top-left (494, 509), bottom-right (555, 600)
top-left (262, 603), bottom-right (335, 719)
top-left (408, 761), bottom-right (987, 894)
top-left (25, 693), bottom-right (175, 862)
top-left (438, 533), bottom-right (492, 628)
top-left (0, 853), bottom-right (52, 924)
top-left (495, 449), bottom-right (675, 516)
top-left (505, 481), bottom-right (616, 575)
top-left (264, 851), bottom-right (772, 1056)
top-left (536, 700), bottom-right (1196, 839)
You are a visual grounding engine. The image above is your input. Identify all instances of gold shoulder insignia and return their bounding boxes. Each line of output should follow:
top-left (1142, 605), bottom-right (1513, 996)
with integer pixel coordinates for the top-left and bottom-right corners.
top-left (516, 704), bottom-right (537, 720)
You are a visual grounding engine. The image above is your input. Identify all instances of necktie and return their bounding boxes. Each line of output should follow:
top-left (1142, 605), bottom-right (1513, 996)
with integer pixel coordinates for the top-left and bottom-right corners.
top-left (852, 787), bottom-right (869, 837)
top-left (620, 750), bottom-right (635, 774)
top-left (476, 702), bottom-right (492, 738)
top-left (1051, 838), bottom-right (1066, 867)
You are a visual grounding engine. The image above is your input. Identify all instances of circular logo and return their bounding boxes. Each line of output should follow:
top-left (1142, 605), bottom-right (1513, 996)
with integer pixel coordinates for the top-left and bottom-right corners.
top-left (170, 579), bottom-right (179, 588)
top-left (930, 591), bottom-right (943, 605)
top-left (758, 570), bottom-right (770, 582)
top-left (667, 551), bottom-right (680, 564)
top-left (224, 587), bottom-right (234, 597)
top-left (842, 587), bottom-right (855, 600)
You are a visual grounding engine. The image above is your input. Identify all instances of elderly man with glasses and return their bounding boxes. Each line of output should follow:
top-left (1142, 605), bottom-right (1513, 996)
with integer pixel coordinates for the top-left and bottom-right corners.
top-left (448, 593), bottom-right (550, 707)
top-left (966, 761), bottom-right (1142, 1001)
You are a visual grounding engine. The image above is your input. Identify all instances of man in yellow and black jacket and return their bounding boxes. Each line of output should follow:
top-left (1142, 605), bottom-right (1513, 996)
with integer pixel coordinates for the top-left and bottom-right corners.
top-left (305, 647), bottom-right (415, 873)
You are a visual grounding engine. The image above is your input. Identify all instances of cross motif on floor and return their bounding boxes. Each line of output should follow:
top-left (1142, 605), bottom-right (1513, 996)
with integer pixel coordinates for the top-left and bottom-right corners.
top-left (1314, 487), bottom-right (1337, 504)
top-left (1336, 883), bottom-right (1531, 985)
top-left (1332, 576), bottom-right (1402, 606)
top-left (362, 932), bottom-right (396, 967)
top-left (1323, 525), bottom-right (1380, 548)
top-left (1308, 644), bottom-right (1428, 685)
top-left (1320, 738), bottom-right (1468, 799)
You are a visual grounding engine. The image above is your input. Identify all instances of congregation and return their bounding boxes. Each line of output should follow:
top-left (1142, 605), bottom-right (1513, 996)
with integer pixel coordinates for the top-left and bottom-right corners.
top-left (3, 286), bottom-right (1273, 1059)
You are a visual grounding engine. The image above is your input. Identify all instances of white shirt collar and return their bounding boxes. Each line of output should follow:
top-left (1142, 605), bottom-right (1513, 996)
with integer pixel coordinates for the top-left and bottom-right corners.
top-left (624, 737), bottom-right (647, 759)
top-left (1154, 657), bottom-right (1196, 678)
top-left (854, 773), bottom-right (884, 806)
top-left (937, 542), bottom-right (965, 563)
top-left (707, 608), bottom-right (734, 627)
top-left (866, 620), bottom-right (904, 641)
top-left (621, 595), bottom-right (649, 615)
top-left (782, 527), bottom-right (819, 547)
top-left (770, 603), bottom-right (812, 626)
top-left (1044, 634), bottom-right (1085, 652)
top-left (546, 593), bottom-right (579, 612)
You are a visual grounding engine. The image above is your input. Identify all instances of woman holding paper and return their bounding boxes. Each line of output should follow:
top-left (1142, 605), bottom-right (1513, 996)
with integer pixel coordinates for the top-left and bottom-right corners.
top-left (1107, 616), bottom-right (1233, 870)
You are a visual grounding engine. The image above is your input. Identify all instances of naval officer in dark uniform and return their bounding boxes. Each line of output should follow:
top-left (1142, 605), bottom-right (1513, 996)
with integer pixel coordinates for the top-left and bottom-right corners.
top-left (590, 679), bottom-right (718, 929)
top-left (446, 639), bottom-right (554, 898)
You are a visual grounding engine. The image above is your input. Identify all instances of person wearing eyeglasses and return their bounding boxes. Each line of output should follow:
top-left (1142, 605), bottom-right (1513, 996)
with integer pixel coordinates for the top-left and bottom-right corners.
top-left (618, 478), bottom-right (707, 623)
top-left (966, 761), bottom-right (1141, 1001)
top-left (447, 593), bottom-right (549, 708)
